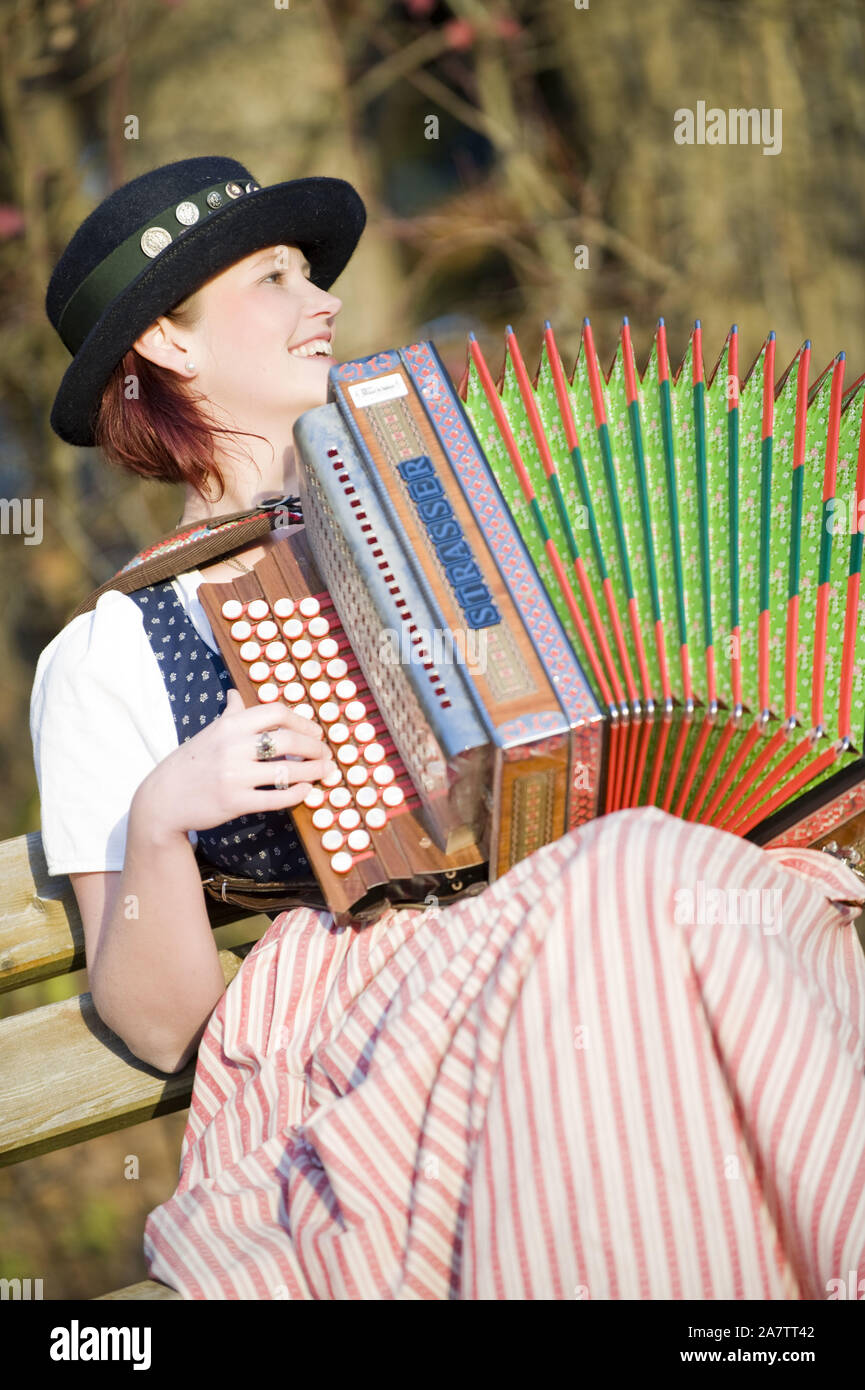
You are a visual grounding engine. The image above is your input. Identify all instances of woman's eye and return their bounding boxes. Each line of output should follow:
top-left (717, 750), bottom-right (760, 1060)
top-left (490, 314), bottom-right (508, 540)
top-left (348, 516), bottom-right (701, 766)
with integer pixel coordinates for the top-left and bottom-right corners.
top-left (262, 270), bottom-right (312, 284)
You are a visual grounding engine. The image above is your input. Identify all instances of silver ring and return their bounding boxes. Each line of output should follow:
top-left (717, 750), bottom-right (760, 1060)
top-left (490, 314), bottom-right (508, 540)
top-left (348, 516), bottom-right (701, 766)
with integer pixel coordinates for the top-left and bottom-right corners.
top-left (274, 774), bottom-right (290, 790)
top-left (256, 731), bottom-right (277, 760)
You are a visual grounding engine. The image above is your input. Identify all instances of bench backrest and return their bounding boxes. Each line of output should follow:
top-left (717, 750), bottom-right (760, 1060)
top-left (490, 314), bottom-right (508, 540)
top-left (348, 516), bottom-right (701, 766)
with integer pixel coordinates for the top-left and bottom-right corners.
top-left (0, 830), bottom-right (260, 1168)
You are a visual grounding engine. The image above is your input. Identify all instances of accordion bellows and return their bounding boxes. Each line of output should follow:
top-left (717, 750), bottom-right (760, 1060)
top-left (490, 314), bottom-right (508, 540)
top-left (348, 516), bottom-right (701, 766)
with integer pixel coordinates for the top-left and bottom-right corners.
top-left (202, 320), bottom-right (865, 923)
top-left (459, 318), bottom-right (865, 845)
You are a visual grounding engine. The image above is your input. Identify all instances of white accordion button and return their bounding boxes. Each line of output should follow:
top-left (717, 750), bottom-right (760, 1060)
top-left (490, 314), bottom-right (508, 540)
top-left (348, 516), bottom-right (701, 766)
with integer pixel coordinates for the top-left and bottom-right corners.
top-left (328, 723), bottom-right (350, 744)
top-left (221, 599), bottom-right (244, 620)
top-left (273, 661), bottom-right (296, 683)
top-left (247, 599), bottom-right (269, 621)
top-left (344, 700), bottom-right (366, 722)
top-left (372, 764), bottom-right (395, 786)
top-left (239, 640), bottom-right (261, 662)
top-left (300, 659), bottom-right (322, 681)
top-left (354, 722), bottom-right (376, 744)
top-left (303, 786), bottom-right (326, 808)
top-left (337, 744), bottom-right (359, 765)
top-left (322, 765), bottom-right (343, 788)
top-left (230, 619), bottom-right (252, 641)
top-left (265, 640), bottom-right (288, 662)
top-left (312, 807), bottom-right (334, 830)
top-left (363, 742), bottom-right (386, 764)
top-left (321, 828), bottom-right (344, 853)
top-left (291, 638), bottom-right (313, 661)
top-left (347, 765), bottom-right (369, 787)
top-left (347, 829), bottom-right (371, 852)
top-left (256, 620), bottom-right (278, 641)
top-left (307, 616), bottom-right (330, 637)
top-left (331, 851), bottom-right (354, 875)
top-left (382, 785), bottom-right (404, 808)
top-left (273, 597), bottom-right (295, 618)
top-left (365, 807), bottom-right (387, 830)
top-left (329, 787), bottom-right (352, 809)
top-left (248, 661), bottom-right (271, 683)
top-left (257, 683), bottom-right (280, 703)
top-left (355, 785), bottom-right (378, 808)
top-left (334, 678), bottom-right (357, 700)
top-left (325, 657), bottom-right (348, 679)
top-left (338, 807), bottom-right (361, 831)
top-left (282, 618), bottom-right (304, 639)
top-left (309, 680), bottom-right (331, 702)
top-left (293, 703), bottom-right (315, 720)
top-left (283, 681), bottom-right (305, 703)
top-left (317, 638), bottom-right (339, 660)
top-left (318, 701), bottom-right (339, 723)
top-left (299, 596), bottom-right (321, 618)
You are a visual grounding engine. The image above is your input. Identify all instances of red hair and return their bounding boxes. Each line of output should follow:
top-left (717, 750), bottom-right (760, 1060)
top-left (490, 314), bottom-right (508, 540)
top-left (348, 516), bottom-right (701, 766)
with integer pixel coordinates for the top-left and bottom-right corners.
top-left (92, 287), bottom-right (268, 503)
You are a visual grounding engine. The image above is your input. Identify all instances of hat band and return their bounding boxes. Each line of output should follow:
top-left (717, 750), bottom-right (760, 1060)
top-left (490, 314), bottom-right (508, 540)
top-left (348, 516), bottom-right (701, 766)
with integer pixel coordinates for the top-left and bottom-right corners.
top-left (56, 175), bottom-right (261, 356)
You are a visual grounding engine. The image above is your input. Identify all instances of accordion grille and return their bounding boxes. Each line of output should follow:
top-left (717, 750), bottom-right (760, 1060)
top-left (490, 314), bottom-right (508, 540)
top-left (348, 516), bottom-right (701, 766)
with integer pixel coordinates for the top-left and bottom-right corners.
top-left (302, 459), bottom-right (450, 797)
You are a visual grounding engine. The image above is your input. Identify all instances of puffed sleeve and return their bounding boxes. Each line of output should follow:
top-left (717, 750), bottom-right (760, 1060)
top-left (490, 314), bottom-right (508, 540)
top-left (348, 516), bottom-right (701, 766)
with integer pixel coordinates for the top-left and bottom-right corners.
top-left (29, 589), bottom-right (189, 875)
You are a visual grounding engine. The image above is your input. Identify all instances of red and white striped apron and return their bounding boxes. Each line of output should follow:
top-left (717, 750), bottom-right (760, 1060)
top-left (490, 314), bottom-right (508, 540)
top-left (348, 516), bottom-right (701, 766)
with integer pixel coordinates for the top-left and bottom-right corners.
top-left (143, 806), bottom-right (865, 1299)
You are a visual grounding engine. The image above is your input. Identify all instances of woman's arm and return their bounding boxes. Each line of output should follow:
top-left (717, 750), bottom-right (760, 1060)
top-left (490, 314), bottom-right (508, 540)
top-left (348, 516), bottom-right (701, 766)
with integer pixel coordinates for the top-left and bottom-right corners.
top-left (71, 793), bottom-right (226, 1075)
top-left (71, 688), bottom-right (336, 1074)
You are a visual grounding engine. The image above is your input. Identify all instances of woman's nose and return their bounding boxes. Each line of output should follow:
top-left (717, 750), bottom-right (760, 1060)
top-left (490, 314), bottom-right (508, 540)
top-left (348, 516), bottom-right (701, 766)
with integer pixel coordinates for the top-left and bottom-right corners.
top-left (308, 280), bottom-right (341, 315)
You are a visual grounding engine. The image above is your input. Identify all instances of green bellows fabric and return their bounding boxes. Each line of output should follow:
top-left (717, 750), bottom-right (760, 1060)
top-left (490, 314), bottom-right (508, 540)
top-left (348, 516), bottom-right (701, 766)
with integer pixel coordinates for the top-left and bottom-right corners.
top-left (463, 321), bottom-right (865, 828)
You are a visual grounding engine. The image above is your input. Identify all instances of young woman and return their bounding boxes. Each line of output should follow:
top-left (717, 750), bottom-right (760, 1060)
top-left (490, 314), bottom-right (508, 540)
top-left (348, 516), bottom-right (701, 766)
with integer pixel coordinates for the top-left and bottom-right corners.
top-left (31, 155), bottom-right (865, 1299)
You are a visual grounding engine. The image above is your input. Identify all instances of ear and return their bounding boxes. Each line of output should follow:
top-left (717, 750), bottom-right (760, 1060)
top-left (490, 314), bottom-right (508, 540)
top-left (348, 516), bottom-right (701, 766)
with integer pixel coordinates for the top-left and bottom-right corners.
top-left (132, 314), bottom-right (191, 378)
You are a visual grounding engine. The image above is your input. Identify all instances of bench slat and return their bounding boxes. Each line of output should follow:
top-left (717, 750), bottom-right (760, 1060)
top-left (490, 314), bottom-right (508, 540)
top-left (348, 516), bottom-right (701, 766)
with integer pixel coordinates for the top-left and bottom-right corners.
top-left (0, 945), bottom-right (252, 1166)
top-left (95, 1280), bottom-right (184, 1300)
top-left (0, 831), bottom-right (261, 992)
top-left (0, 832), bottom-right (85, 991)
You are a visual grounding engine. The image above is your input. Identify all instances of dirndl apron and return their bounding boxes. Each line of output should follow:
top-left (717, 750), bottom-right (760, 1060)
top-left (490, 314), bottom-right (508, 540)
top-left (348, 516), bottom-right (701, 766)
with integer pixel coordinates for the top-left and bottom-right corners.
top-left (132, 585), bottom-right (865, 1299)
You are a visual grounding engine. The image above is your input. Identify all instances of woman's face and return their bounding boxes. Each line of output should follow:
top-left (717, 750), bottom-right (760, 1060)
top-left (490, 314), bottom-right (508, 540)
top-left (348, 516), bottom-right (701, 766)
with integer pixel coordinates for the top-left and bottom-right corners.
top-left (178, 242), bottom-right (343, 427)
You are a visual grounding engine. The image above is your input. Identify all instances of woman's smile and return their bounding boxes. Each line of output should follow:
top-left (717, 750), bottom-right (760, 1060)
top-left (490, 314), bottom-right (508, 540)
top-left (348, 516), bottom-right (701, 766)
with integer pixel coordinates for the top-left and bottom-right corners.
top-left (288, 335), bottom-right (333, 359)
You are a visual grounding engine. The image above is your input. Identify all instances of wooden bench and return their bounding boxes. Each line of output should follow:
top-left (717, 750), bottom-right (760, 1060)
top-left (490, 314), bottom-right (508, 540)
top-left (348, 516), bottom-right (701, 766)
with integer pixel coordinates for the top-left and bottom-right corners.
top-left (0, 830), bottom-right (266, 1301)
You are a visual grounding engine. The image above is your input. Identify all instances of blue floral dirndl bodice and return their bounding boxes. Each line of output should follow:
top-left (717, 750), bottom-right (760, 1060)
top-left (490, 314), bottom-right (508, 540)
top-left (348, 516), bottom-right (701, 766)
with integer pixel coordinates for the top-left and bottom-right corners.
top-left (127, 580), bottom-right (313, 889)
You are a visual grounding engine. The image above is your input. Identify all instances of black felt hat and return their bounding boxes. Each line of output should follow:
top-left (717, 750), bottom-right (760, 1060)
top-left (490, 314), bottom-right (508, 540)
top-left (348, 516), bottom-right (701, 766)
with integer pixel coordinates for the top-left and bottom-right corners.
top-left (45, 154), bottom-right (367, 446)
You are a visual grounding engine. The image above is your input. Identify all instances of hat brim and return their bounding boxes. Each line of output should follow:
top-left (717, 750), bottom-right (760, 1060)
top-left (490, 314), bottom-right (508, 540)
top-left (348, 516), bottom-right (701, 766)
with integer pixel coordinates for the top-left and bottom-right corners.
top-left (50, 175), bottom-right (366, 447)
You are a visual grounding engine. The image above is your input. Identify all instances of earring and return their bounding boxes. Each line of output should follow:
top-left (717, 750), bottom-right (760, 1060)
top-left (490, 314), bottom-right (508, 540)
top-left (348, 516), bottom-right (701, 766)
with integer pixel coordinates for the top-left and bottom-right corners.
top-left (186, 361), bottom-right (196, 372)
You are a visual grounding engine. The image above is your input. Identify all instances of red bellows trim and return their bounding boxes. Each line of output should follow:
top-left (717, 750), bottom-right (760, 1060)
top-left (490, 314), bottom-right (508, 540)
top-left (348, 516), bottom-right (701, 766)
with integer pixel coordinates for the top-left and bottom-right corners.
top-left (581, 320), bottom-right (608, 425)
top-left (812, 355), bottom-right (847, 731)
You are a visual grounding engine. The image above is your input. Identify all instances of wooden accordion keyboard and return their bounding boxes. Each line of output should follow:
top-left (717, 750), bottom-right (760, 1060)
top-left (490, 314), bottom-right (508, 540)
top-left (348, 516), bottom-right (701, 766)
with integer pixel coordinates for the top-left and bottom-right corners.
top-left (198, 531), bottom-right (489, 924)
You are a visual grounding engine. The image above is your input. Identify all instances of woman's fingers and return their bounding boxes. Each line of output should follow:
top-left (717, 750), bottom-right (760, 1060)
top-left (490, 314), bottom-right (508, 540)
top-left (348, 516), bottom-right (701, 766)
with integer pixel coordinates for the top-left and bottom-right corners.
top-left (246, 725), bottom-right (334, 764)
top-left (251, 782), bottom-right (317, 811)
top-left (253, 749), bottom-right (335, 787)
top-left (222, 687), bottom-right (331, 744)
top-left (220, 687), bottom-right (335, 784)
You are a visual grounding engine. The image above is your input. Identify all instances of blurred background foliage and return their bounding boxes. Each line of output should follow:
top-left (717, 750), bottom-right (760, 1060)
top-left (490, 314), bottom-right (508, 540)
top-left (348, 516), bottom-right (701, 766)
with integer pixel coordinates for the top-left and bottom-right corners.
top-left (1, 0), bottom-right (863, 1299)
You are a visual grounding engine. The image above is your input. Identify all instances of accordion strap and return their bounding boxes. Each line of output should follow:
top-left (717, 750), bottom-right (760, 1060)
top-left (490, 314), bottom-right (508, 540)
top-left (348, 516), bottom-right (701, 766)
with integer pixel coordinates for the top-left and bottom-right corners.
top-left (67, 494), bottom-right (302, 621)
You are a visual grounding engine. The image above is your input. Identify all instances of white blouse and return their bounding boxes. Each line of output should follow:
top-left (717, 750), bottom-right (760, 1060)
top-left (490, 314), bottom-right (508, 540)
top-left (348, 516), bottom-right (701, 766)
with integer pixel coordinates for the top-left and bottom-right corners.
top-left (29, 570), bottom-right (219, 876)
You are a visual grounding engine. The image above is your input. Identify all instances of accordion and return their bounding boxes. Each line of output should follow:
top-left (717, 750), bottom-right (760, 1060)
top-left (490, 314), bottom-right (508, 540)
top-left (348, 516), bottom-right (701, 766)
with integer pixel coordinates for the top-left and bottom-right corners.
top-left (198, 319), bottom-right (865, 925)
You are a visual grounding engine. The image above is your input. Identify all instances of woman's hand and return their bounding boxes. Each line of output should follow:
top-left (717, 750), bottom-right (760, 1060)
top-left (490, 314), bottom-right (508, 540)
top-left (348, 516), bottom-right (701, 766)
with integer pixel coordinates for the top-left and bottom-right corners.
top-left (134, 687), bottom-right (337, 835)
